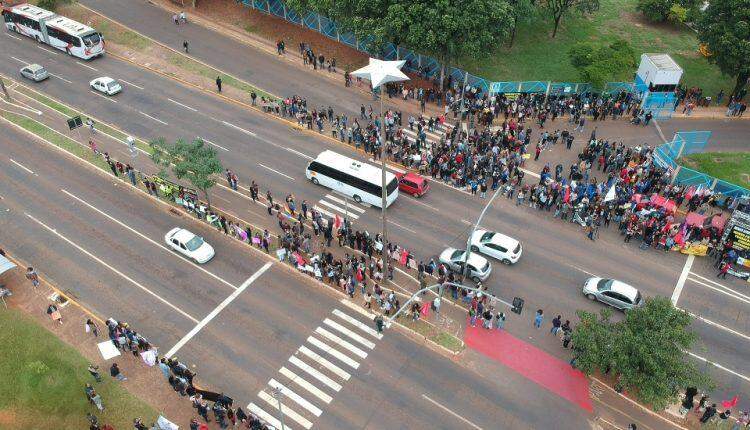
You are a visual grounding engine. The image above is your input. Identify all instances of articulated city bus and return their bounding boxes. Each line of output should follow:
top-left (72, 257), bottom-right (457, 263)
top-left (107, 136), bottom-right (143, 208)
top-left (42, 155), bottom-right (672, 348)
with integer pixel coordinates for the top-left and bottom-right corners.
top-left (2, 3), bottom-right (104, 59)
top-left (306, 150), bottom-right (399, 208)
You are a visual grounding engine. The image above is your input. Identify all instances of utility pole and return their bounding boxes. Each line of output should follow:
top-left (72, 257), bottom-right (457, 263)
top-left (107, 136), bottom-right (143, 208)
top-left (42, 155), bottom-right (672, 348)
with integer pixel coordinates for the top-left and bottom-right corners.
top-left (380, 82), bottom-right (389, 286)
top-left (0, 77), bottom-right (10, 101)
top-left (461, 182), bottom-right (504, 281)
top-left (270, 387), bottom-right (286, 430)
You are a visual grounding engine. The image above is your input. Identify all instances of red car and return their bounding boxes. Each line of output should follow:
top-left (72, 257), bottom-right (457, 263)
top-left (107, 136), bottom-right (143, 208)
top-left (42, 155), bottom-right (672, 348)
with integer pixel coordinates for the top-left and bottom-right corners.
top-left (396, 172), bottom-right (430, 197)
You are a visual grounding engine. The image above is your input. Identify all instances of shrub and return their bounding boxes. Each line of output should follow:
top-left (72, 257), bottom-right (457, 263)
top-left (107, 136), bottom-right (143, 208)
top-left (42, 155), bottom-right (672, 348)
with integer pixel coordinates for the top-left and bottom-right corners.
top-left (568, 39), bottom-right (637, 89)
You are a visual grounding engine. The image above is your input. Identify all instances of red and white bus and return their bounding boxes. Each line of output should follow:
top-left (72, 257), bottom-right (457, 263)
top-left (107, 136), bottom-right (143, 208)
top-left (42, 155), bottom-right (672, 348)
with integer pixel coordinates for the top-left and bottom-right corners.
top-left (2, 3), bottom-right (104, 59)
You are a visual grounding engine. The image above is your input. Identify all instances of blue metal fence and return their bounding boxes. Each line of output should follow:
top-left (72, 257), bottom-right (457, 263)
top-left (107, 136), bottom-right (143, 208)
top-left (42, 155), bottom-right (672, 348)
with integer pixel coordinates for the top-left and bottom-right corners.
top-left (653, 132), bottom-right (749, 198)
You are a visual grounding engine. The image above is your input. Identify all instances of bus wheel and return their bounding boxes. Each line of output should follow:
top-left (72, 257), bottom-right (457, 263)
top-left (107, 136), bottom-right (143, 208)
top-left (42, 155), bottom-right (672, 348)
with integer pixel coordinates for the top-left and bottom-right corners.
top-left (353, 195), bottom-right (362, 203)
top-left (311, 178), bottom-right (319, 185)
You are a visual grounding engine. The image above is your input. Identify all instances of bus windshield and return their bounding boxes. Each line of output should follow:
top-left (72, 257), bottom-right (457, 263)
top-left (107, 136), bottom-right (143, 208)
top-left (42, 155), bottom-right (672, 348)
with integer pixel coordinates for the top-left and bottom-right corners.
top-left (81, 32), bottom-right (101, 47)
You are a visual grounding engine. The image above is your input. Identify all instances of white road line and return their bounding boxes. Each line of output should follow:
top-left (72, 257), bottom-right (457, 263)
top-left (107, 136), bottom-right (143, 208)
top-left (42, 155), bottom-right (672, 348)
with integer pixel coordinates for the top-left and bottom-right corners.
top-left (390, 220), bottom-right (417, 234)
top-left (460, 219), bottom-right (473, 225)
top-left (6, 33), bottom-right (22, 40)
top-left (686, 351), bottom-right (750, 383)
top-left (119, 79), bottom-right (144, 90)
top-left (317, 200), bottom-right (359, 218)
top-left (9, 158), bottom-right (36, 175)
top-left (279, 366), bottom-right (333, 403)
top-left (308, 336), bottom-right (364, 372)
top-left (196, 137), bottom-right (229, 152)
top-left (165, 262), bottom-right (271, 358)
top-left (332, 308), bottom-right (383, 339)
top-left (312, 205), bottom-right (336, 219)
top-left (288, 356), bottom-right (342, 391)
top-left (323, 195), bottom-right (366, 213)
top-left (297, 345), bottom-right (352, 379)
top-left (422, 394), bottom-right (483, 430)
top-left (75, 61), bottom-right (98, 71)
top-left (286, 147), bottom-right (314, 160)
top-left (139, 111), bottom-right (168, 125)
top-left (687, 277), bottom-right (750, 305)
top-left (25, 212), bottom-right (199, 323)
top-left (258, 163), bottom-right (294, 180)
top-left (49, 73), bottom-right (72, 84)
top-left (314, 327), bottom-right (368, 358)
top-left (338, 299), bottom-right (377, 320)
top-left (323, 318), bottom-right (376, 349)
top-left (168, 98), bottom-right (198, 112)
top-left (222, 120), bottom-right (256, 136)
top-left (407, 197), bottom-right (440, 212)
top-left (567, 264), bottom-right (599, 278)
top-left (690, 271), bottom-right (744, 292)
top-left (258, 391), bottom-right (312, 429)
top-left (246, 403), bottom-right (284, 430)
top-left (672, 254), bottom-right (694, 305)
top-left (678, 307), bottom-right (750, 341)
top-left (38, 45), bottom-right (58, 55)
top-left (10, 56), bottom-right (29, 64)
top-left (90, 91), bottom-right (118, 103)
top-left (268, 378), bottom-right (323, 416)
top-left (60, 189), bottom-right (240, 291)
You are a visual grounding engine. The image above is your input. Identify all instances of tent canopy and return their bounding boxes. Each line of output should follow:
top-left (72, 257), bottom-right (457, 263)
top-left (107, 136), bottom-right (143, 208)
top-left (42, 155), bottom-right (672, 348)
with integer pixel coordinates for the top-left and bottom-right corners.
top-left (0, 255), bottom-right (16, 277)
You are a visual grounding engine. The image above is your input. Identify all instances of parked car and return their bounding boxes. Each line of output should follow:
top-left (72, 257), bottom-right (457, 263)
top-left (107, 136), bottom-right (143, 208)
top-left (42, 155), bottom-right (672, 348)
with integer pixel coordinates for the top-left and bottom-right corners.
top-left (582, 277), bottom-right (644, 311)
top-left (164, 228), bottom-right (215, 264)
top-left (438, 247), bottom-right (492, 282)
top-left (90, 77), bottom-right (122, 96)
top-left (469, 229), bottom-right (522, 264)
top-left (19, 64), bottom-right (49, 82)
top-left (395, 172), bottom-right (430, 197)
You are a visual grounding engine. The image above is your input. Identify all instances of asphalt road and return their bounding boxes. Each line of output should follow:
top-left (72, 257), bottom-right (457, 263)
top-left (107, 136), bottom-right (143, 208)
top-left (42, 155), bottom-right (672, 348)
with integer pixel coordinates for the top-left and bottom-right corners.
top-left (2, 10), bottom-right (750, 419)
top-left (0, 124), bottom-right (601, 429)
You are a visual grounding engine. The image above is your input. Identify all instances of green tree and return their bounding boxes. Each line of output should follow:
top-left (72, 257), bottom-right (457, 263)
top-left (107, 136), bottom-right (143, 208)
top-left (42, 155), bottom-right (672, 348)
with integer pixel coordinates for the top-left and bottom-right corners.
top-left (572, 297), bottom-right (713, 410)
top-left (149, 137), bottom-right (224, 208)
top-left (697, 0), bottom-right (750, 96)
top-left (568, 39), bottom-right (636, 89)
top-left (538, 0), bottom-right (599, 38)
top-left (287, 0), bottom-right (514, 89)
top-left (37, 0), bottom-right (59, 11)
top-left (636, 0), bottom-right (699, 23)
top-left (508, 0), bottom-right (536, 47)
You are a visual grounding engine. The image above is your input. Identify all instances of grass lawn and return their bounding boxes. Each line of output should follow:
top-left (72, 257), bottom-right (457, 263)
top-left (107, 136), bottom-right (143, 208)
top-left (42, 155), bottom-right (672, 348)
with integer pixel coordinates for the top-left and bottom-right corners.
top-left (681, 152), bottom-right (750, 188)
top-left (459, 0), bottom-right (734, 96)
top-left (0, 309), bottom-right (157, 429)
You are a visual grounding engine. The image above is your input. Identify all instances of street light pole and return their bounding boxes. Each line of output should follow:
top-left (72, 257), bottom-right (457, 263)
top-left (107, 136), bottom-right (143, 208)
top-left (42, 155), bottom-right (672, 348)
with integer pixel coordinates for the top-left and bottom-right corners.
top-left (461, 184), bottom-right (504, 281)
top-left (270, 387), bottom-right (286, 430)
top-left (380, 83), bottom-right (389, 286)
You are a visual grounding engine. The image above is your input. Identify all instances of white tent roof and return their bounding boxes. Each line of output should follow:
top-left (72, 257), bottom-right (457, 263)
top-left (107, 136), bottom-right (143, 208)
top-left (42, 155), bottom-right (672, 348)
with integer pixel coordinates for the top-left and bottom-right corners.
top-left (0, 255), bottom-right (17, 277)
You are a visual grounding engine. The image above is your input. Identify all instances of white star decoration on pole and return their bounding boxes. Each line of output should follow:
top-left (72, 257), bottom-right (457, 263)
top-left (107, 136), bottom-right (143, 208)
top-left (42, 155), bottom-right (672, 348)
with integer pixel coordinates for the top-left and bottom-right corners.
top-left (351, 58), bottom-right (409, 88)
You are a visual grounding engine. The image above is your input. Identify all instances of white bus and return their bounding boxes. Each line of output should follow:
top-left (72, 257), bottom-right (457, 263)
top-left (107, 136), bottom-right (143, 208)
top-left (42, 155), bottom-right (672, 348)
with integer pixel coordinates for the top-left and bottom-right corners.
top-left (306, 150), bottom-right (399, 208)
top-left (3, 3), bottom-right (104, 60)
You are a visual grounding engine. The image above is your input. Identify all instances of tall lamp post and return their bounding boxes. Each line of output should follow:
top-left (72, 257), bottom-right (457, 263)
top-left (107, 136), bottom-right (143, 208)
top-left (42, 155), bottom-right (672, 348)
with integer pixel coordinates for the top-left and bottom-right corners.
top-left (351, 58), bottom-right (409, 285)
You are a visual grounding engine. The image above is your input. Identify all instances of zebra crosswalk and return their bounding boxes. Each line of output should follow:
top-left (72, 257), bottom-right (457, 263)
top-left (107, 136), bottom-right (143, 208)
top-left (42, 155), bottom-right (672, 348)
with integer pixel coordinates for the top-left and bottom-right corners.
top-left (400, 122), bottom-right (452, 148)
top-left (249, 300), bottom-right (382, 429)
top-left (313, 194), bottom-right (367, 220)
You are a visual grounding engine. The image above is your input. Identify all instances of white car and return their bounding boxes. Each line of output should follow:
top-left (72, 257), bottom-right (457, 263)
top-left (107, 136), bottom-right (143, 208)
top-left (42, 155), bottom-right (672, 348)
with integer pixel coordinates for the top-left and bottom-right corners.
top-left (438, 247), bottom-right (492, 282)
top-left (165, 228), bottom-right (215, 264)
top-left (582, 277), bottom-right (644, 311)
top-left (470, 229), bottom-right (522, 265)
top-left (90, 77), bottom-right (122, 96)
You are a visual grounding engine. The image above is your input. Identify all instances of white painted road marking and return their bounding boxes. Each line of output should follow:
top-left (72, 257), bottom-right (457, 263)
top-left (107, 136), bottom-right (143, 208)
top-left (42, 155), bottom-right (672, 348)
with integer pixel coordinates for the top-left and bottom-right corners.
top-left (90, 91), bottom-right (118, 103)
top-left (222, 120), bottom-right (256, 136)
top-left (165, 262), bottom-right (272, 358)
top-left (139, 111), bottom-right (168, 125)
top-left (75, 61), bottom-right (98, 71)
top-left (679, 307), bottom-right (750, 342)
top-left (390, 220), bottom-right (417, 234)
top-left (168, 98), bottom-right (198, 112)
top-left (25, 212), bottom-right (199, 323)
top-left (567, 264), bottom-right (599, 278)
top-left (38, 45), bottom-right (58, 55)
top-left (60, 189), bottom-right (239, 291)
top-left (278, 366), bottom-right (333, 403)
top-left (315, 327), bottom-right (368, 358)
top-left (197, 137), bottom-right (229, 151)
top-left (49, 73), bottom-right (72, 84)
top-left (323, 318), bottom-right (376, 349)
top-left (317, 199), bottom-right (359, 219)
top-left (687, 351), bottom-right (750, 383)
top-left (258, 163), bottom-right (294, 180)
top-left (6, 33), bottom-right (22, 40)
top-left (312, 205), bottom-right (335, 219)
top-left (422, 394), bottom-right (483, 430)
top-left (10, 56), bottom-right (29, 64)
top-left (687, 276), bottom-right (750, 305)
top-left (258, 390), bottom-right (312, 429)
top-left (671, 254), bottom-right (694, 305)
top-left (297, 345), bottom-right (352, 379)
top-left (286, 147), bottom-right (314, 160)
top-left (268, 378), bottom-right (323, 416)
top-left (332, 308), bottom-right (383, 339)
top-left (307, 336), bottom-right (360, 369)
top-left (339, 298), bottom-right (377, 319)
top-left (324, 194), bottom-right (366, 213)
top-left (288, 356), bottom-right (342, 391)
top-left (9, 158), bottom-right (36, 175)
top-left (246, 403), bottom-right (283, 430)
top-left (119, 79), bottom-right (144, 89)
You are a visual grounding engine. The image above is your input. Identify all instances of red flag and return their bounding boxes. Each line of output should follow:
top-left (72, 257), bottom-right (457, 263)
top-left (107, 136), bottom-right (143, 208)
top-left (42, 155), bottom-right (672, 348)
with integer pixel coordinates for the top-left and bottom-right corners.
top-left (563, 186), bottom-right (571, 204)
top-left (334, 214), bottom-right (342, 230)
top-left (722, 396), bottom-right (739, 409)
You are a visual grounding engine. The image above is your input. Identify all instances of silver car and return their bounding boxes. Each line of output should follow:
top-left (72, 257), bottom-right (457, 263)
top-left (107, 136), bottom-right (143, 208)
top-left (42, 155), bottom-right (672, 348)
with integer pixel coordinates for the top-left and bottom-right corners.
top-left (20, 64), bottom-right (49, 82)
top-left (582, 277), bottom-right (644, 311)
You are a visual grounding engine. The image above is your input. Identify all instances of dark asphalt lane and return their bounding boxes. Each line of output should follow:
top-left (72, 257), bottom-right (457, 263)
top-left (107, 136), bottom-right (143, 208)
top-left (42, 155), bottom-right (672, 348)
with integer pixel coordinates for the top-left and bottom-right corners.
top-left (0, 115), bottom-right (595, 429)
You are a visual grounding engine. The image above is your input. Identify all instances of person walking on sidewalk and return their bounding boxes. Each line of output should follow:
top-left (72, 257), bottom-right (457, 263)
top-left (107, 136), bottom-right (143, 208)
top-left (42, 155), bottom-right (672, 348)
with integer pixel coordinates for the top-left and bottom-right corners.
top-left (25, 266), bottom-right (40, 288)
top-left (109, 363), bottom-right (127, 381)
top-left (534, 309), bottom-right (544, 328)
top-left (46, 304), bottom-right (63, 324)
top-left (85, 318), bottom-right (99, 337)
top-left (183, 40), bottom-right (189, 53)
top-left (216, 76), bottom-right (222, 93)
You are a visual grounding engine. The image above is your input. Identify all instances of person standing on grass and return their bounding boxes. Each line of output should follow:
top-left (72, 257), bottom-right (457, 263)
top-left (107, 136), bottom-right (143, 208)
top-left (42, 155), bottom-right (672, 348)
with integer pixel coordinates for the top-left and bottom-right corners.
top-left (109, 363), bottom-right (127, 381)
top-left (25, 266), bottom-right (39, 288)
